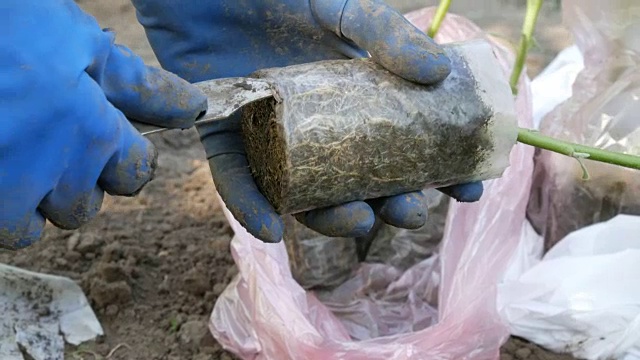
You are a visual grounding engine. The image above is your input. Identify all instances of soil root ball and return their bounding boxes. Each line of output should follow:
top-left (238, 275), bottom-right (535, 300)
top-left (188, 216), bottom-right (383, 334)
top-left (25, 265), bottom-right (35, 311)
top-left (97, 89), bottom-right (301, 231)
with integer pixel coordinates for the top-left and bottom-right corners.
top-left (242, 39), bottom-right (518, 215)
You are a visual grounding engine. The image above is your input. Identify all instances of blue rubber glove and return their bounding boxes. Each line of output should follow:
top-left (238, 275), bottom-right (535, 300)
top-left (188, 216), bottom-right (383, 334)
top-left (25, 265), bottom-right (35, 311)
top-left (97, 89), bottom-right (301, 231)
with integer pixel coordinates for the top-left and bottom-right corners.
top-left (0, 0), bottom-right (207, 250)
top-left (132, 0), bottom-right (484, 243)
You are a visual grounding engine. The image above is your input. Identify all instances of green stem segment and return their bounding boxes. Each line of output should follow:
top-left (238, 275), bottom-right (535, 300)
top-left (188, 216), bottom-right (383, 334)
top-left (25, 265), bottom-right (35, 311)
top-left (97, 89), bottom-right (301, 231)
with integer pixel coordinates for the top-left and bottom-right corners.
top-left (517, 128), bottom-right (640, 171)
top-left (509, 0), bottom-right (543, 94)
top-left (427, 0), bottom-right (452, 38)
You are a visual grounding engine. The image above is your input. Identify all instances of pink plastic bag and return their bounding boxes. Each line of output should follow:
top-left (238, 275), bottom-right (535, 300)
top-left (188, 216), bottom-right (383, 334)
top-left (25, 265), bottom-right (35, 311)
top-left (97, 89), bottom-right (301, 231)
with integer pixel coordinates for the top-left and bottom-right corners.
top-left (209, 8), bottom-right (535, 360)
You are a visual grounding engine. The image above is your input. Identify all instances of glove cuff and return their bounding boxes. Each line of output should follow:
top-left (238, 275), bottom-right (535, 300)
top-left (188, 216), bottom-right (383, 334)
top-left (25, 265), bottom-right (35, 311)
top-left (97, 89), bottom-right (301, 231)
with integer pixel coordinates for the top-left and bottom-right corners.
top-left (310, 0), bottom-right (349, 37)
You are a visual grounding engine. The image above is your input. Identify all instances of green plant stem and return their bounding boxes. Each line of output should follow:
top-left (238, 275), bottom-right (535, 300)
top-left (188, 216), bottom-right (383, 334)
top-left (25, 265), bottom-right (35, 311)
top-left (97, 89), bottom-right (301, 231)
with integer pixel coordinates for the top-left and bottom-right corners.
top-left (517, 128), bottom-right (640, 171)
top-left (427, 0), bottom-right (452, 38)
top-left (509, 0), bottom-right (543, 94)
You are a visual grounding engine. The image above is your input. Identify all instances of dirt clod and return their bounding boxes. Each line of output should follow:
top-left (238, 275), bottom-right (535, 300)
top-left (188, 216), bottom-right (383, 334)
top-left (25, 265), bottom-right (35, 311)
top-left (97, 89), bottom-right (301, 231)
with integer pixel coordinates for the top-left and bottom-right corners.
top-left (503, 338), bottom-right (580, 360)
top-left (516, 347), bottom-right (532, 359)
top-left (178, 320), bottom-right (210, 348)
top-left (98, 263), bottom-right (130, 283)
top-left (182, 268), bottom-right (211, 296)
top-left (89, 279), bottom-right (133, 309)
top-left (105, 304), bottom-right (120, 316)
top-left (76, 233), bottom-right (103, 254)
top-left (67, 232), bottom-right (80, 251)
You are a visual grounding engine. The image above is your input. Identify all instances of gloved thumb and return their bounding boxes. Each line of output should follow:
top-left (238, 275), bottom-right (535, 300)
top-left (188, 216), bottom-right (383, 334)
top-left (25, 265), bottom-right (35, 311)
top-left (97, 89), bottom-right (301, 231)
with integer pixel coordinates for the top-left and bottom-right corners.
top-left (312, 0), bottom-right (451, 85)
top-left (87, 30), bottom-right (208, 129)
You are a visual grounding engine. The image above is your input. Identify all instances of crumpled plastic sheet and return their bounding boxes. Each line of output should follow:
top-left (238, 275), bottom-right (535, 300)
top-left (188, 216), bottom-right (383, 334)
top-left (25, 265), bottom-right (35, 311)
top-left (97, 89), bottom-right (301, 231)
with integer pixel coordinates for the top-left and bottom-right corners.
top-left (499, 215), bottom-right (640, 360)
top-left (0, 263), bottom-right (103, 360)
top-left (529, 44), bottom-right (583, 129)
top-left (208, 7), bottom-right (535, 360)
top-left (526, 0), bottom-right (640, 251)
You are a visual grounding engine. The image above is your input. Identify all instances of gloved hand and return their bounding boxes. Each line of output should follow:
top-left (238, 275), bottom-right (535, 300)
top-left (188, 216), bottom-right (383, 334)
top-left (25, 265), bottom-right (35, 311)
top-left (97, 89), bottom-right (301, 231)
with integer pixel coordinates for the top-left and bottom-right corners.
top-left (132, 0), bottom-right (484, 243)
top-left (0, 0), bottom-right (207, 249)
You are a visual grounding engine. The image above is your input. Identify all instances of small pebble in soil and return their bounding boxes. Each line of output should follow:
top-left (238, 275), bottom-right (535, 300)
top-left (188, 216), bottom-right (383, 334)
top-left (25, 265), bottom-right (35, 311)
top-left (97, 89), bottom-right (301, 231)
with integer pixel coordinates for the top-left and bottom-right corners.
top-left (65, 251), bottom-right (82, 262)
top-left (158, 223), bottom-right (173, 233)
top-left (105, 304), bottom-right (120, 316)
top-left (158, 276), bottom-right (170, 294)
top-left (225, 266), bottom-right (238, 281)
top-left (212, 283), bottom-right (226, 297)
top-left (101, 242), bottom-right (124, 262)
top-left (76, 233), bottom-right (103, 254)
top-left (89, 279), bottom-right (133, 309)
top-left (67, 232), bottom-right (80, 251)
top-left (178, 320), bottom-right (210, 351)
top-left (55, 258), bottom-right (68, 268)
top-left (98, 263), bottom-right (130, 283)
top-left (199, 346), bottom-right (218, 355)
top-left (515, 347), bottom-right (532, 359)
top-left (182, 269), bottom-right (210, 296)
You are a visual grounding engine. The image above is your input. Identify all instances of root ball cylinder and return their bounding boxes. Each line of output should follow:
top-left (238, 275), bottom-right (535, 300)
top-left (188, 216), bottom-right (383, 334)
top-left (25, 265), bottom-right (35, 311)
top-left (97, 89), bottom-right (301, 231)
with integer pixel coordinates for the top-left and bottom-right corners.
top-left (241, 39), bottom-right (518, 215)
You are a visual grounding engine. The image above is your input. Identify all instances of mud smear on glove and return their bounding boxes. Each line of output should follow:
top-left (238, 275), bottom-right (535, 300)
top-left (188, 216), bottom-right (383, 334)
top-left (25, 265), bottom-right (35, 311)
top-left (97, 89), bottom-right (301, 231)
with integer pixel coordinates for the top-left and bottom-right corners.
top-left (241, 40), bottom-right (518, 214)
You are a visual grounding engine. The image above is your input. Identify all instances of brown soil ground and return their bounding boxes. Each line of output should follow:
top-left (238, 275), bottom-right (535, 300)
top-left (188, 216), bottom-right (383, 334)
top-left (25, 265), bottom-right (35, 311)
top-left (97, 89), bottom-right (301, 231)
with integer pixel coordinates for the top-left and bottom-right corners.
top-left (0, 1), bottom-right (579, 359)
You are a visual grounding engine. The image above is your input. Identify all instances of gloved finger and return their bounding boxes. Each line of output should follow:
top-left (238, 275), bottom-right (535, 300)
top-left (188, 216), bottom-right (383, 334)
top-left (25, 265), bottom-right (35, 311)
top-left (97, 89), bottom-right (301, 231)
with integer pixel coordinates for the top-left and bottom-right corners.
top-left (0, 212), bottom-right (46, 250)
top-left (367, 191), bottom-right (428, 229)
top-left (312, 0), bottom-right (451, 85)
top-left (437, 181), bottom-right (484, 202)
top-left (87, 30), bottom-right (208, 129)
top-left (39, 72), bottom-right (157, 229)
top-left (39, 186), bottom-right (104, 230)
top-left (206, 153), bottom-right (284, 243)
top-left (294, 202), bottom-right (376, 238)
top-left (98, 121), bottom-right (158, 196)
